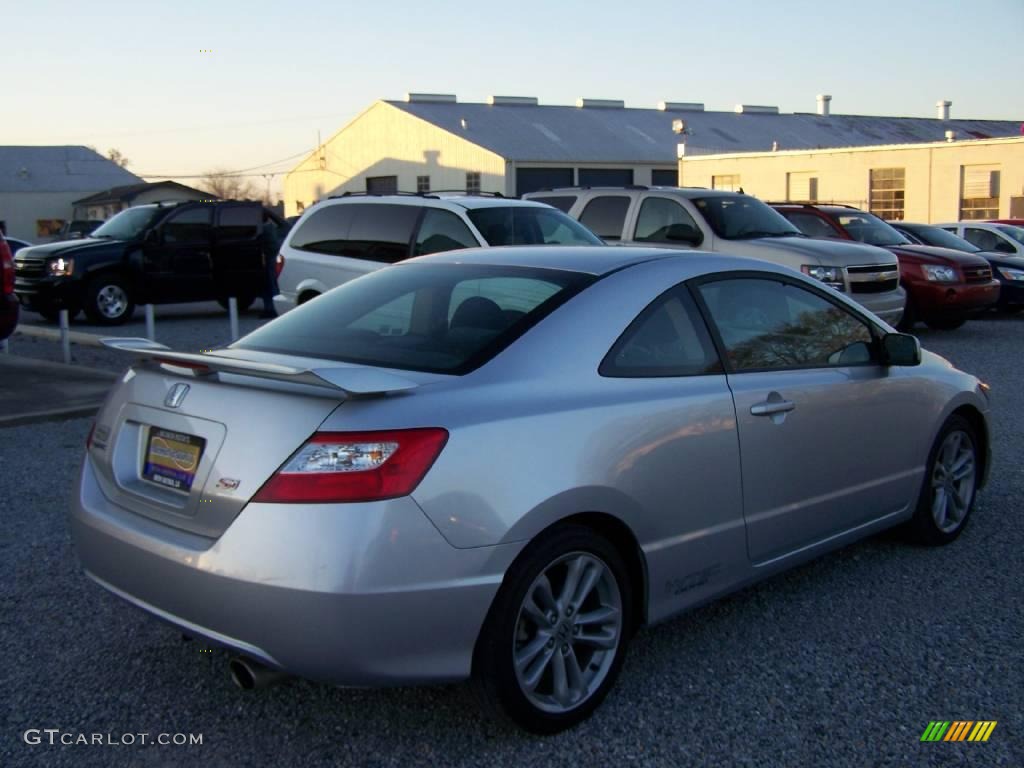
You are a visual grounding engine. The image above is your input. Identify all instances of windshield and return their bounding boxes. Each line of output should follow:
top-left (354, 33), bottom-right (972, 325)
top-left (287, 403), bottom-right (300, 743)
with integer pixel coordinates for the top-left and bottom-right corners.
top-left (835, 213), bottom-right (911, 246)
top-left (467, 206), bottom-right (603, 246)
top-left (90, 207), bottom-right (160, 240)
top-left (234, 263), bottom-right (595, 374)
top-left (911, 225), bottom-right (980, 252)
top-left (995, 225), bottom-right (1024, 245)
top-left (693, 196), bottom-right (803, 240)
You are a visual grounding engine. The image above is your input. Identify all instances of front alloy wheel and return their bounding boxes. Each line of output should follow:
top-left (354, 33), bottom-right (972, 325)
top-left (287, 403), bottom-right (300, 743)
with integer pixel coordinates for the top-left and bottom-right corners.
top-left (473, 524), bottom-right (632, 733)
top-left (84, 275), bottom-right (134, 325)
top-left (906, 414), bottom-right (980, 545)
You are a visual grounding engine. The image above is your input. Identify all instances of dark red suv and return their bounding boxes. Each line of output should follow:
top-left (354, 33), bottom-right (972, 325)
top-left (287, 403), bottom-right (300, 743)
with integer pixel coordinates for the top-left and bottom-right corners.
top-left (771, 204), bottom-right (1000, 330)
top-left (1, 233), bottom-right (19, 341)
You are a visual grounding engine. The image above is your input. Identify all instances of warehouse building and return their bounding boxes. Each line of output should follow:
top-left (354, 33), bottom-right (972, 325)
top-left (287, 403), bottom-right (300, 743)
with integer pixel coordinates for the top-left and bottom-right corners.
top-left (0, 146), bottom-right (141, 241)
top-left (678, 135), bottom-right (1024, 223)
top-left (283, 94), bottom-right (1022, 216)
top-left (71, 180), bottom-right (214, 221)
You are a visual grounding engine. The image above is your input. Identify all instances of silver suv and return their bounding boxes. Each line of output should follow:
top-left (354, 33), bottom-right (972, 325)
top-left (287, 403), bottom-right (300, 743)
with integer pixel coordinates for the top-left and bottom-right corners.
top-left (525, 187), bottom-right (906, 324)
top-left (275, 193), bottom-right (602, 312)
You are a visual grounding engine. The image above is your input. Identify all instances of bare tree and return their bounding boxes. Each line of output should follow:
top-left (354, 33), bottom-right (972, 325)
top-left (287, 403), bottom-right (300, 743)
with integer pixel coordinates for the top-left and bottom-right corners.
top-left (106, 148), bottom-right (130, 168)
top-left (198, 169), bottom-right (261, 201)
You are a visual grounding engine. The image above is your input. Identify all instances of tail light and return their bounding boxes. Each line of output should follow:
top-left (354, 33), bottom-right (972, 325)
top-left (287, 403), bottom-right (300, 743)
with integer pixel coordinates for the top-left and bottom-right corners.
top-left (275, 253), bottom-right (285, 278)
top-left (253, 428), bottom-right (448, 503)
top-left (85, 421), bottom-right (96, 449)
top-left (0, 240), bottom-right (13, 294)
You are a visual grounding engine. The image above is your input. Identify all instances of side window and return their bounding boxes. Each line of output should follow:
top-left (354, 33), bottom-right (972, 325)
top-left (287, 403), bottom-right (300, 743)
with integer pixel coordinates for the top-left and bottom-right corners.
top-left (531, 196), bottom-right (577, 214)
top-left (414, 209), bottom-right (479, 256)
top-left (601, 288), bottom-right (720, 377)
top-left (633, 197), bottom-right (701, 244)
top-left (346, 204), bottom-right (418, 263)
top-left (289, 204), bottom-right (418, 263)
top-left (964, 227), bottom-right (999, 251)
top-left (579, 196), bottom-right (630, 241)
top-left (216, 205), bottom-right (262, 240)
top-left (785, 212), bottom-right (840, 239)
top-left (697, 278), bottom-right (874, 371)
top-left (289, 205), bottom-right (354, 254)
top-left (162, 207), bottom-right (212, 244)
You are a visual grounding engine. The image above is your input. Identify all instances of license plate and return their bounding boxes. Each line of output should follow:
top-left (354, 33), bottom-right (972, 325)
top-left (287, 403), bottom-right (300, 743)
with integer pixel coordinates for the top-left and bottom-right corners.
top-left (143, 428), bottom-right (206, 491)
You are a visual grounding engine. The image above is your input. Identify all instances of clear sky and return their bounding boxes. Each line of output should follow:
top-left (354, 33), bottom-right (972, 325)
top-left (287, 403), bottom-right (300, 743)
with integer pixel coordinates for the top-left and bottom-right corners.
top-left (4, 0), bottom-right (1023, 198)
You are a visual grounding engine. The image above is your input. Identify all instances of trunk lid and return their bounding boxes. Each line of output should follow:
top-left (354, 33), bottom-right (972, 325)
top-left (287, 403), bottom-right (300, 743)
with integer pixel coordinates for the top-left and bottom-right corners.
top-left (87, 341), bottom-right (423, 539)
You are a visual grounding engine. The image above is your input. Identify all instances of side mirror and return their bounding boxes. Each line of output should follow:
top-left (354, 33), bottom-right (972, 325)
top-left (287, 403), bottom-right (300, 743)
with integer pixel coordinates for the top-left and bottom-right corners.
top-left (664, 223), bottom-right (704, 246)
top-left (882, 332), bottom-right (921, 366)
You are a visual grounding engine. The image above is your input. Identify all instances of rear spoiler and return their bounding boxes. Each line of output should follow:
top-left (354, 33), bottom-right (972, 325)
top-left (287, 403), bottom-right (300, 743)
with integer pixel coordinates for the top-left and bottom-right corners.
top-left (100, 338), bottom-right (419, 397)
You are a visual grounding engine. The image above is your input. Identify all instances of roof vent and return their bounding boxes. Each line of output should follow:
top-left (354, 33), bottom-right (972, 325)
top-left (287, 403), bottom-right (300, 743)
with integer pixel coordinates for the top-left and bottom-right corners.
top-left (734, 104), bottom-right (780, 115)
top-left (945, 130), bottom-right (956, 142)
top-left (658, 101), bottom-right (705, 112)
top-left (816, 94), bottom-right (832, 116)
top-left (936, 100), bottom-right (952, 120)
top-left (576, 98), bottom-right (625, 109)
top-left (487, 95), bottom-right (538, 106)
top-left (405, 93), bottom-right (457, 104)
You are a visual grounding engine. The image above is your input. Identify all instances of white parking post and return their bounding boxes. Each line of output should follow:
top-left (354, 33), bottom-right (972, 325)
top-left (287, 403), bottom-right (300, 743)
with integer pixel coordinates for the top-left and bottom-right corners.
top-left (59, 309), bottom-right (71, 364)
top-left (145, 304), bottom-right (156, 342)
top-left (228, 296), bottom-right (239, 341)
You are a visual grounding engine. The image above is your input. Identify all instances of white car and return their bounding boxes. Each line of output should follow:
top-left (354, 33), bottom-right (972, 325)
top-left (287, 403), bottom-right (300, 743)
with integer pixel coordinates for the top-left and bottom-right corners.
top-left (274, 193), bottom-right (602, 313)
top-left (938, 221), bottom-right (1024, 257)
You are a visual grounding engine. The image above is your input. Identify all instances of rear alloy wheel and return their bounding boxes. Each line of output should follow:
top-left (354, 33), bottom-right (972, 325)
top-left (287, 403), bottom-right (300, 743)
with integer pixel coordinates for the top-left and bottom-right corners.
top-left (924, 315), bottom-right (967, 331)
top-left (473, 525), bottom-right (632, 733)
top-left (906, 415), bottom-right (979, 545)
top-left (84, 275), bottom-right (134, 325)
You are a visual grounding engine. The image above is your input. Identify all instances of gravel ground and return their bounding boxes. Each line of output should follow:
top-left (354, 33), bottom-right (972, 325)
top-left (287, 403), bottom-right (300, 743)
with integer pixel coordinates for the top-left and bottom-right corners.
top-left (1, 315), bottom-right (1021, 767)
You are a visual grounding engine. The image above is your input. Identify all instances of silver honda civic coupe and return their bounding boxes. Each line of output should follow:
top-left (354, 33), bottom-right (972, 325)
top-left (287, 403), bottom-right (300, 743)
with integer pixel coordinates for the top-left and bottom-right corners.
top-left (71, 246), bottom-right (990, 733)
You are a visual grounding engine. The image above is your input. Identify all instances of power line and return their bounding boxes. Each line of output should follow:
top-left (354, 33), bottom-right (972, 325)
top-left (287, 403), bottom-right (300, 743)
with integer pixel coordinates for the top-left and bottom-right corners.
top-left (137, 148), bottom-right (314, 179)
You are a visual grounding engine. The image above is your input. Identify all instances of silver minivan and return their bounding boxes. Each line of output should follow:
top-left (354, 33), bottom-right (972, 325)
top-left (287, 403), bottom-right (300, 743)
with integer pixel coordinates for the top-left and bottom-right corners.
top-left (274, 194), bottom-right (602, 313)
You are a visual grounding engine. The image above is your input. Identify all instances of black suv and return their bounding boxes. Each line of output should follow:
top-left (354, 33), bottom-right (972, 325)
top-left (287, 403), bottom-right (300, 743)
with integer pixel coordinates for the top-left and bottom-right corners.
top-left (14, 201), bottom-right (283, 325)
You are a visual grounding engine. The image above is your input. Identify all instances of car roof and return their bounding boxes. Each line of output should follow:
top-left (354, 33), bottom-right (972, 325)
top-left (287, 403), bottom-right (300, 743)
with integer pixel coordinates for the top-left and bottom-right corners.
top-left (403, 244), bottom-right (783, 277)
top-left (313, 194), bottom-right (552, 211)
top-left (528, 186), bottom-right (734, 200)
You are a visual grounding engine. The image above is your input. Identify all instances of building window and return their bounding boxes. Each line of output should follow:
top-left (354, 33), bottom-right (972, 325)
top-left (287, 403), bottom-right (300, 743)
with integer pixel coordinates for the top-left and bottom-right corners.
top-left (712, 174), bottom-right (740, 192)
top-left (466, 172), bottom-right (481, 194)
top-left (417, 175), bottom-right (431, 194)
top-left (960, 166), bottom-right (1000, 220)
top-left (869, 168), bottom-right (906, 220)
top-left (296, 201), bottom-right (305, 213)
top-left (787, 172), bottom-right (819, 202)
top-left (366, 176), bottom-right (398, 195)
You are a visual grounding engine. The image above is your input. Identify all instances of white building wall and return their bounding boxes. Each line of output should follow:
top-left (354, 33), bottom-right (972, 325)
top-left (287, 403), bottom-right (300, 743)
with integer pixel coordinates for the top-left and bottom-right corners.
top-left (283, 102), bottom-right (506, 216)
top-left (0, 191), bottom-right (85, 242)
top-left (679, 137), bottom-right (1024, 223)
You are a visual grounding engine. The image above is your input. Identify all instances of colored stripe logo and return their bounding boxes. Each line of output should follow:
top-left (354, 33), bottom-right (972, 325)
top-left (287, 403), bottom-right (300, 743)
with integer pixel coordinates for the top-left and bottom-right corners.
top-left (921, 721), bottom-right (997, 742)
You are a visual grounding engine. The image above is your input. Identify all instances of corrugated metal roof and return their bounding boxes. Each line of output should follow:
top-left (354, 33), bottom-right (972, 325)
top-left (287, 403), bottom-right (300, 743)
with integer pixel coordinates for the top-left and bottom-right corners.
top-left (386, 101), bottom-right (1023, 163)
top-left (0, 146), bottom-right (141, 193)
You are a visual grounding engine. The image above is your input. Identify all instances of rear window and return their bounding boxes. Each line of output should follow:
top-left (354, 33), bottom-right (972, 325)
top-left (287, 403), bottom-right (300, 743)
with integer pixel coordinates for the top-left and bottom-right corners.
top-left (288, 203), bottom-right (419, 263)
top-left (234, 264), bottom-right (594, 374)
top-left (466, 206), bottom-right (602, 246)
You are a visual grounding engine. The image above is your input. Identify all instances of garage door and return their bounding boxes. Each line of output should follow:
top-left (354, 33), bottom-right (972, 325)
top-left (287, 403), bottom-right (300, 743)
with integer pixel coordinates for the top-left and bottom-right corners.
top-left (515, 168), bottom-right (574, 196)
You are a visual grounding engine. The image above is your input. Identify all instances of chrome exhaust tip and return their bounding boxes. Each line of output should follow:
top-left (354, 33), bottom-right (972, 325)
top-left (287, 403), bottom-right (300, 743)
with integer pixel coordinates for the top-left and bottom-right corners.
top-left (229, 657), bottom-right (288, 690)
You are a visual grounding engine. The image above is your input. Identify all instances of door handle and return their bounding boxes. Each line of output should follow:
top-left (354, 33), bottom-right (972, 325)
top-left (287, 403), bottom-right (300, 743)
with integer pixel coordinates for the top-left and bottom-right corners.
top-left (750, 399), bottom-right (795, 417)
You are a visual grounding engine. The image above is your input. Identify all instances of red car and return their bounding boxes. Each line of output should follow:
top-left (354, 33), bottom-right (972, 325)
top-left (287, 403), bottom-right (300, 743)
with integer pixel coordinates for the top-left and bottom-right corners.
top-left (772, 204), bottom-right (1000, 330)
top-left (1, 233), bottom-right (19, 341)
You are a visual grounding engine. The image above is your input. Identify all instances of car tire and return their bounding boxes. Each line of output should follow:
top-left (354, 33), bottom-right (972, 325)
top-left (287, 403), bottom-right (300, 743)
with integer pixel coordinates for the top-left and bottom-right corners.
top-left (924, 315), bottom-right (967, 331)
top-left (83, 275), bottom-right (134, 325)
top-left (896, 298), bottom-right (916, 331)
top-left (472, 524), bottom-right (633, 734)
top-left (998, 305), bottom-right (1024, 315)
top-left (905, 414), bottom-right (980, 546)
top-left (297, 291), bottom-right (320, 305)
